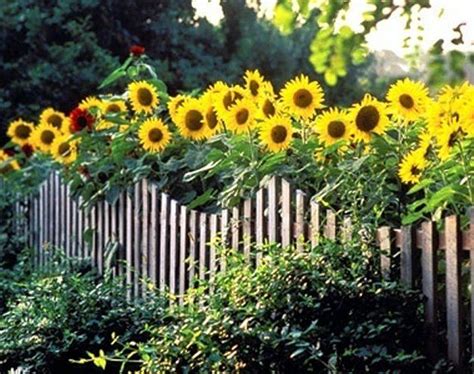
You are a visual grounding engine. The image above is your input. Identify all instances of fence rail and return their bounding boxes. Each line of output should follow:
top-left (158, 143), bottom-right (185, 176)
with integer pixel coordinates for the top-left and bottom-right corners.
top-left (9, 173), bottom-right (474, 371)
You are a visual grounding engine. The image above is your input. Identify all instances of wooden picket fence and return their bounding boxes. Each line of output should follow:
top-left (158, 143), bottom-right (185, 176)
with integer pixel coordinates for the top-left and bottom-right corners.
top-left (9, 172), bottom-right (474, 371)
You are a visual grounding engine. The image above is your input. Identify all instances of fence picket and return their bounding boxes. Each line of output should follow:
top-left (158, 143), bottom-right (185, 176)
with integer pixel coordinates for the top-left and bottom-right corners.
top-left (126, 192), bottom-right (133, 300)
top-left (159, 193), bottom-right (169, 292)
top-left (310, 199), bottom-right (320, 247)
top-left (421, 220), bottom-right (438, 361)
top-left (97, 201), bottom-right (104, 274)
top-left (141, 180), bottom-right (149, 297)
top-left (118, 193), bottom-right (125, 277)
top-left (232, 206), bottom-right (239, 250)
top-left (169, 199), bottom-right (178, 295)
top-left (179, 206), bottom-right (188, 298)
top-left (379, 226), bottom-right (393, 280)
top-left (243, 199), bottom-right (252, 261)
top-left (199, 213), bottom-right (207, 280)
top-left (220, 209), bottom-right (229, 271)
top-left (295, 190), bottom-right (306, 251)
top-left (324, 209), bottom-right (336, 240)
top-left (469, 207), bottom-right (474, 368)
top-left (255, 189), bottom-right (264, 265)
top-left (54, 174), bottom-right (60, 248)
top-left (150, 187), bottom-right (158, 286)
top-left (281, 179), bottom-right (292, 247)
top-left (210, 214), bottom-right (218, 283)
top-left (445, 215), bottom-right (463, 367)
top-left (400, 226), bottom-right (415, 288)
top-left (267, 176), bottom-right (278, 243)
top-left (188, 210), bottom-right (197, 287)
top-left (133, 183), bottom-right (141, 297)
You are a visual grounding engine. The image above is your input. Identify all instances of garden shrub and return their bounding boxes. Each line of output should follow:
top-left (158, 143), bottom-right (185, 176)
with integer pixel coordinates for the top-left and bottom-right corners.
top-left (0, 252), bottom-right (167, 373)
top-left (86, 241), bottom-right (453, 372)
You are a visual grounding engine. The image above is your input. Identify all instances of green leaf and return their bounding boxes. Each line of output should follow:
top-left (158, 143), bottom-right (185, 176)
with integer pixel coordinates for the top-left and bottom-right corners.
top-left (188, 189), bottom-right (215, 210)
top-left (98, 68), bottom-right (126, 90)
top-left (407, 178), bottom-right (433, 195)
top-left (273, 1), bottom-right (296, 34)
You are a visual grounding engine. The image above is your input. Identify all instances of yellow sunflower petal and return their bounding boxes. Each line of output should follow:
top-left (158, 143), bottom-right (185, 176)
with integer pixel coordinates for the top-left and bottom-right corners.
top-left (349, 94), bottom-right (389, 143)
top-left (225, 98), bottom-right (256, 134)
top-left (259, 115), bottom-right (293, 152)
top-left (314, 107), bottom-right (352, 146)
top-left (138, 118), bottom-right (171, 153)
top-left (128, 81), bottom-right (159, 114)
top-left (7, 119), bottom-right (34, 146)
top-left (386, 78), bottom-right (429, 122)
top-left (399, 150), bottom-right (427, 184)
top-left (175, 98), bottom-right (210, 140)
top-left (280, 74), bottom-right (324, 119)
top-left (51, 135), bottom-right (78, 165)
top-left (30, 123), bottom-right (61, 153)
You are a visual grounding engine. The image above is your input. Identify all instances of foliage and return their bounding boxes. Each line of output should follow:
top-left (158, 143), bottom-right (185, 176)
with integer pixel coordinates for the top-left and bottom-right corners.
top-left (271, 0), bottom-right (474, 87)
top-left (84, 241), bottom-right (452, 372)
top-left (0, 251), bottom-right (167, 373)
top-left (0, 154), bottom-right (51, 269)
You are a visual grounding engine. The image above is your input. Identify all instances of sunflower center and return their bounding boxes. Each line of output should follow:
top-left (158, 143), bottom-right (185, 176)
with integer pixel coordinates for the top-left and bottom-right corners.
top-left (263, 99), bottom-right (275, 118)
top-left (448, 132), bottom-right (458, 147)
top-left (293, 89), bottom-right (313, 108)
top-left (77, 116), bottom-right (88, 129)
top-left (185, 110), bottom-right (204, 131)
top-left (451, 112), bottom-right (459, 122)
top-left (137, 88), bottom-right (153, 106)
top-left (148, 128), bottom-right (163, 143)
top-left (249, 81), bottom-right (259, 96)
top-left (327, 120), bottom-right (346, 138)
top-left (355, 105), bottom-right (380, 132)
top-left (15, 124), bottom-right (32, 139)
top-left (107, 104), bottom-right (121, 113)
top-left (236, 109), bottom-right (249, 125)
top-left (223, 91), bottom-right (243, 110)
top-left (399, 94), bottom-right (414, 109)
top-left (271, 125), bottom-right (288, 143)
top-left (40, 130), bottom-right (55, 145)
top-left (47, 114), bottom-right (63, 129)
top-left (410, 166), bottom-right (421, 176)
top-left (58, 142), bottom-right (71, 156)
top-left (206, 109), bottom-right (218, 129)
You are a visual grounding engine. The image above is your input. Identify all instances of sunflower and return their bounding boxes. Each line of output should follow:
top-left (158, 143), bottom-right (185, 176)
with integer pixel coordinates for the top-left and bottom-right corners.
top-left (244, 70), bottom-right (265, 100)
top-left (399, 150), bottom-right (427, 184)
top-left (128, 81), bottom-right (159, 114)
top-left (349, 94), bottom-right (389, 142)
top-left (386, 78), bottom-right (429, 122)
top-left (51, 135), bottom-right (78, 165)
top-left (225, 98), bottom-right (256, 134)
top-left (101, 100), bottom-right (127, 115)
top-left (7, 119), bottom-right (34, 146)
top-left (425, 100), bottom-right (449, 135)
top-left (214, 85), bottom-right (246, 121)
top-left (175, 98), bottom-right (209, 140)
top-left (168, 94), bottom-right (188, 124)
top-left (437, 82), bottom-right (474, 105)
top-left (202, 102), bottom-right (221, 135)
top-left (69, 107), bottom-right (95, 133)
top-left (79, 96), bottom-right (102, 111)
top-left (138, 118), bottom-right (171, 153)
top-left (314, 108), bottom-right (352, 146)
top-left (280, 75), bottom-right (324, 119)
top-left (460, 101), bottom-right (474, 137)
top-left (96, 119), bottom-right (114, 131)
top-left (38, 108), bottom-right (69, 134)
top-left (437, 122), bottom-right (463, 161)
top-left (260, 115), bottom-right (293, 152)
top-left (30, 123), bottom-right (61, 153)
top-left (0, 150), bottom-right (20, 174)
top-left (416, 131), bottom-right (433, 158)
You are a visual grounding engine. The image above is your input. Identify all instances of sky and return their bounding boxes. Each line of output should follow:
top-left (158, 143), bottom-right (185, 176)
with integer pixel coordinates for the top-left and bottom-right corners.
top-left (192, 0), bottom-right (474, 56)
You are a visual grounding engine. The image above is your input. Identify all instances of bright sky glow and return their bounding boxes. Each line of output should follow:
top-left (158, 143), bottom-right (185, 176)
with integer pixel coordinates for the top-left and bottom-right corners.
top-left (192, 0), bottom-right (474, 56)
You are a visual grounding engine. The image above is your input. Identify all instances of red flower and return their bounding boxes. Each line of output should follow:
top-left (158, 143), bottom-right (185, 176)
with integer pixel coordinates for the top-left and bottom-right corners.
top-left (3, 148), bottom-right (16, 157)
top-left (69, 107), bottom-right (94, 133)
top-left (130, 44), bottom-right (145, 56)
top-left (21, 143), bottom-right (34, 158)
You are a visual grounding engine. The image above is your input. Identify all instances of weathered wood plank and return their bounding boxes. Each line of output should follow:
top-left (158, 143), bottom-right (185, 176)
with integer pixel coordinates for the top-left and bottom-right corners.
top-left (133, 183), bottom-right (141, 297)
top-left (445, 215), bottom-right (463, 367)
top-left (65, 185), bottom-right (71, 259)
top-left (421, 220), bottom-right (438, 361)
top-left (169, 199), bottom-right (178, 295)
top-left (96, 201), bottom-right (104, 274)
top-left (199, 212), bottom-right (207, 280)
top-left (149, 186), bottom-right (158, 285)
top-left (77, 197), bottom-right (84, 258)
top-left (400, 226), bottom-right (415, 288)
top-left (243, 199), bottom-right (252, 261)
top-left (125, 191), bottom-right (133, 300)
top-left (342, 216), bottom-right (352, 242)
top-left (188, 210), bottom-right (197, 287)
top-left (281, 179), bottom-right (292, 247)
top-left (267, 176), bottom-right (278, 243)
top-left (141, 180), bottom-right (149, 297)
top-left (295, 190), bottom-right (306, 251)
top-left (54, 173), bottom-right (60, 248)
top-left (179, 205), bottom-right (188, 298)
top-left (220, 209), bottom-right (229, 271)
top-left (378, 226), bottom-right (394, 280)
top-left (210, 214), bottom-right (218, 284)
top-left (232, 206), bottom-right (239, 250)
top-left (159, 193), bottom-right (169, 292)
top-left (118, 193), bottom-right (125, 277)
top-left (310, 199), bottom-right (320, 247)
top-left (324, 209), bottom-right (336, 240)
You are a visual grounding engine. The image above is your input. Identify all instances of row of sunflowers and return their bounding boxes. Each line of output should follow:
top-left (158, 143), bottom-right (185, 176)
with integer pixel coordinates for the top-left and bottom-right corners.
top-left (1, 52), bottom-right (473, 226)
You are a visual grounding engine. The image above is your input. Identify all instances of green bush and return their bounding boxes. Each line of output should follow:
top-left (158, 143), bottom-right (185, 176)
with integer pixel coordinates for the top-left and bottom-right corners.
top-left (89, 241), bottom-right (452, 372)
top-left (0, 253), bottom-right (167, 373)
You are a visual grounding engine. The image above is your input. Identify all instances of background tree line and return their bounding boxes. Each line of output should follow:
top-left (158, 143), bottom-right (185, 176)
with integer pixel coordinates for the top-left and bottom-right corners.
top-left (0, 0), bottom-right (389, 145)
